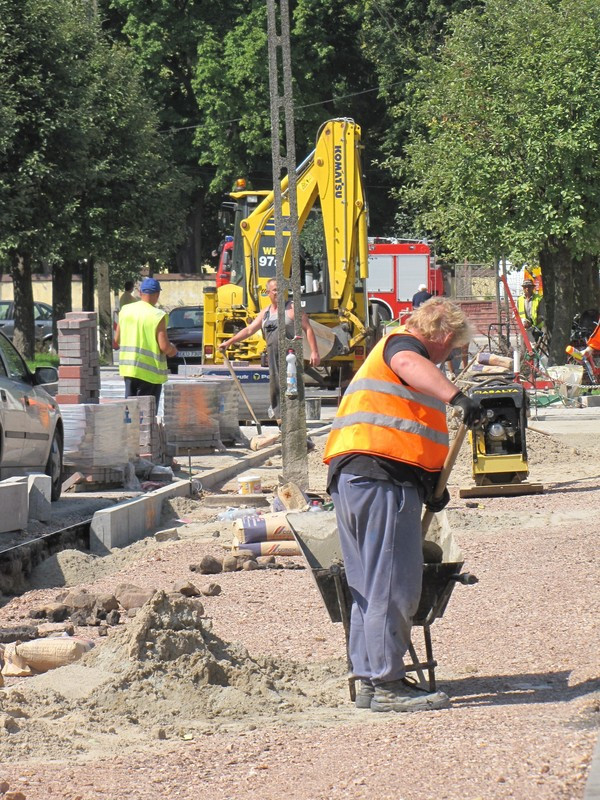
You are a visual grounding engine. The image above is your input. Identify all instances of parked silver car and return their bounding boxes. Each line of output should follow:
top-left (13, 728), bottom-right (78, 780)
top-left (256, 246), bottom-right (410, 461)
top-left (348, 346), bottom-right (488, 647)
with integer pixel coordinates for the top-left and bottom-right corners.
top-left (0, 331), bottom-right (63, 500)
top-left (0, 301), bottom-right (54, 350)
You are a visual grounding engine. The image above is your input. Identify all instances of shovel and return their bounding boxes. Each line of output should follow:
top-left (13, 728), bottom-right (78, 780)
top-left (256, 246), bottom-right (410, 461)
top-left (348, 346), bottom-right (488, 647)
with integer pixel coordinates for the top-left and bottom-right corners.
top-left (221, 352), bottom-right (262, 436)
top-left (421, 423), bottom-right (467, 546)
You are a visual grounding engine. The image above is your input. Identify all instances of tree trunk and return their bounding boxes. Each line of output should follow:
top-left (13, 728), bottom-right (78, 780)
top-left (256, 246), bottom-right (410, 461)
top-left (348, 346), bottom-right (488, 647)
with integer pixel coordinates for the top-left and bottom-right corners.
top-left (10, 251), bottom-right (35, 359)
top-left (572, 254), bottom-right (600, 314)
top-left (96, 260), bottom-right (113, 364)
top-left (52, 261), bottom-right (74, 349)
top-left (540, 239), bottom-right (574, 365)
top-left (81, 258), bottom-right (95, 311)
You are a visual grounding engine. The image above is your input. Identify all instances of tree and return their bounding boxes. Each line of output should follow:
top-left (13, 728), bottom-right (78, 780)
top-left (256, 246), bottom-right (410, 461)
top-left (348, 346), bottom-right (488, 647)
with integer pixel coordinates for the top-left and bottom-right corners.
top-left (0, 0), bottom-right (97, 356)
top-left (400, 0), bottom-right (600, 362)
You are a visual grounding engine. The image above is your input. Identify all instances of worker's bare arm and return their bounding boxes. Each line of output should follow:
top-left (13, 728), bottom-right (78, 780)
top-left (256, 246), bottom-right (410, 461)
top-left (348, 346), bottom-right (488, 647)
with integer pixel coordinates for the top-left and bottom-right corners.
top-left (389, 350), bottom-right (458, 405)
top-left (219, 312), bottom-right (265, 349)
top-left (113, 324), bottom-right (120, 350)
top-left (300, 312), bottom-right (321, 367)
top-left (156, 318), bottom-right (177, 357)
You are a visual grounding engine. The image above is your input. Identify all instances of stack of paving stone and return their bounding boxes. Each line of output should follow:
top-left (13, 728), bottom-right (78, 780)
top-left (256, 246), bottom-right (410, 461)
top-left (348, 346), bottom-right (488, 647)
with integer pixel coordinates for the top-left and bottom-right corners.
top-left (99, 398), bottom-right (140, 461)
top-left (55, 312), bottom-right (100, 404)
top-left (179, 363), bottom-right (272, 422)
top-left (61, 404), bottom-right (127, 484)
top-left (162, 380), bottom-right (224, 455)
top-left (137, 395), bottom-right (163, 462)
top-left (188, 375), bottom-right (244, 444)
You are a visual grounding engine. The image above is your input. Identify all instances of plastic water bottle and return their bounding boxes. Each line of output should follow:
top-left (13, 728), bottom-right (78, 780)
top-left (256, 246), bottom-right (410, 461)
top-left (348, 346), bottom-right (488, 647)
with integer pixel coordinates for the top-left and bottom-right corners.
top-left (286, 349), bottom-right (298, 397)
top-left (566, 345), bottom-right (585, 361)
top-left (216, 508), bottom-right (261, 521)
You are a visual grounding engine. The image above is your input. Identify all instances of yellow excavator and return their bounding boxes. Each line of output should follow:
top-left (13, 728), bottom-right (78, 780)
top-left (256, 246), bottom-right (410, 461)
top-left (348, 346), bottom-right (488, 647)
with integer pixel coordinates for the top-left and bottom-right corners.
top-left (202, 117), bottom-right (372, 388)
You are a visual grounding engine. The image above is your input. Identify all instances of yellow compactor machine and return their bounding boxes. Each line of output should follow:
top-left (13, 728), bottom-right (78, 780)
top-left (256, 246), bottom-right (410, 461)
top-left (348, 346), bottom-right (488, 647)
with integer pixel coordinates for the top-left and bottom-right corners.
top-left (459, 379), bottom-right (544, 497)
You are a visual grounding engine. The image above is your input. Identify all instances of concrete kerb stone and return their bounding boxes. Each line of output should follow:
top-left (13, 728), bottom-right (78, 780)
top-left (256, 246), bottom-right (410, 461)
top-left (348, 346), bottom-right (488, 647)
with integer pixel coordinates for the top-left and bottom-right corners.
top-left (585, 733), bottom-right (600, 800)
top-left (88, 422), bottom-right (332, 552)
top-left (0, 477), bottom-right (29, 533)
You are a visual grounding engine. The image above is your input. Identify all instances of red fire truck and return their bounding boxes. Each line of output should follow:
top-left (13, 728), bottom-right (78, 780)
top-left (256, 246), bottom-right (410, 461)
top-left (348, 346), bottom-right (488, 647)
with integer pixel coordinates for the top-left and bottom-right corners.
top-left (366, 238), bottom-right (443, 323)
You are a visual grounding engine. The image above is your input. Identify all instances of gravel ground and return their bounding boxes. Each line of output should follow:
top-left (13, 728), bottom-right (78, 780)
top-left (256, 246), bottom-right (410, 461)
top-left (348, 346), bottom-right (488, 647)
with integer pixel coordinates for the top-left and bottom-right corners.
top-left (0, 422), bottom-right (599, 800)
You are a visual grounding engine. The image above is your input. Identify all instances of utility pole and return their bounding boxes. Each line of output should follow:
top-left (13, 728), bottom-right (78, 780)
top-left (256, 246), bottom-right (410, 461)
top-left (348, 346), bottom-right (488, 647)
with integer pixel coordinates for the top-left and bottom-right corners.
top-left (266, 0), bottom-right (309, 489)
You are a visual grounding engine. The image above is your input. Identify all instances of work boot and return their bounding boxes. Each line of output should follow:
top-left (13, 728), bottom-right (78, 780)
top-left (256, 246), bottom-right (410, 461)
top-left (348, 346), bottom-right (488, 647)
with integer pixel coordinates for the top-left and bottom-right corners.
top-left (354, 679), bottom-right (375, 709)
top-left (371, 678), bottom-right (450, 713)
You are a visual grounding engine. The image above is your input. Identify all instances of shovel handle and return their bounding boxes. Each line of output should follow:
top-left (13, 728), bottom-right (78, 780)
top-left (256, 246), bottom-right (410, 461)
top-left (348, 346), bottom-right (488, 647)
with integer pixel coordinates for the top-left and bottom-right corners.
top-left (222, 352), bottom-right (262, 435)
top-left (421, 423), bottom-right (467, 538)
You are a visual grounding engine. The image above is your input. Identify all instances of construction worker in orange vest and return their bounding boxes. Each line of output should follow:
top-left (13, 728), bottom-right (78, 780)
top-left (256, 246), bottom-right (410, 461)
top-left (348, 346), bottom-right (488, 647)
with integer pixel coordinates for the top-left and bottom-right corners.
top-left (324, 297), bottom-right (485, 714)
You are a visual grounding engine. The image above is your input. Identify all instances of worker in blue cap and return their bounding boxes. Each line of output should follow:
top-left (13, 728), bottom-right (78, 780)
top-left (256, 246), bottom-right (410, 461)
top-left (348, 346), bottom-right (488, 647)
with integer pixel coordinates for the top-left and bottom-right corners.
top-left (113, 277), bottom-right (177, 403)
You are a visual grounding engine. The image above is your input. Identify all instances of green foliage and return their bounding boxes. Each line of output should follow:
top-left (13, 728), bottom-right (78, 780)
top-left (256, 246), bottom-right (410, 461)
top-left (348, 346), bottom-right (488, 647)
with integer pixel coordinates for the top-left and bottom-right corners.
top-left (400, 0), bottom-right (600, 263)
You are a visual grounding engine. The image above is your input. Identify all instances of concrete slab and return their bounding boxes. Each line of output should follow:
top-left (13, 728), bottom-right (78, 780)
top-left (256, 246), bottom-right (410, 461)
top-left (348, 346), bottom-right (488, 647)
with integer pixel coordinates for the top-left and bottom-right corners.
top-left (528, 404), bottom-right (600, 451)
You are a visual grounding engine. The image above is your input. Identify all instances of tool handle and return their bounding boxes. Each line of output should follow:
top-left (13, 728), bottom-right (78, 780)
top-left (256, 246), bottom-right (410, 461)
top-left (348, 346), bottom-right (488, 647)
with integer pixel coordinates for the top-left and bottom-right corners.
top-left (421, 423), bottom-right (467, 538)
top-left (222, 353), bottom-right (262, 435)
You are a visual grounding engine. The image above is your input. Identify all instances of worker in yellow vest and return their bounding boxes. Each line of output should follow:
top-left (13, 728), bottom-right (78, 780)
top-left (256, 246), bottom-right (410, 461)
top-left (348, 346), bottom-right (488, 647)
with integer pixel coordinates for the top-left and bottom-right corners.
top-left (113, 277), bottom-right (177, 403)
top-left (323, 297), bottom-right (484, 714)
top-left (517, 278), bottom-right (545, 342)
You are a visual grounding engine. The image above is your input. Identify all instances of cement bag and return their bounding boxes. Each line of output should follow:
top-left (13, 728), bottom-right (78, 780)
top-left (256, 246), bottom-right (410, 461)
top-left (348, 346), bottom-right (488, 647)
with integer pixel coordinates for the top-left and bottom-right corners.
top-left (478, 352), bottom-right (513, 369)
top-left (234, 512), bottom-right (294, 543)
top-left (232, 539), bottom-right (301, 557)
top-left (2, 636), bottom-right (95, 675)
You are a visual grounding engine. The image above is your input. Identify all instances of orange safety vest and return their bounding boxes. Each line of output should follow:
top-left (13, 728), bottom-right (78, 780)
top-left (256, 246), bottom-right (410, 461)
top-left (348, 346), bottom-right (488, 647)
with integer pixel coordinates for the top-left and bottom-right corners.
top-left (588, 320), bottom-right (600, 351)
top-left (323, 332), bottom-right (449, 472)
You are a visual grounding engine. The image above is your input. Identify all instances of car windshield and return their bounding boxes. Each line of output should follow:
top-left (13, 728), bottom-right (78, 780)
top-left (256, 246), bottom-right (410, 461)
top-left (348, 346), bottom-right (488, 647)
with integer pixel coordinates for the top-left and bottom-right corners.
top-left (0, 302), bottom-right (10, 321)
top-left (168, 307), bottom-right (203, 328)
top-left (0, 333), bottom-right (28, 380)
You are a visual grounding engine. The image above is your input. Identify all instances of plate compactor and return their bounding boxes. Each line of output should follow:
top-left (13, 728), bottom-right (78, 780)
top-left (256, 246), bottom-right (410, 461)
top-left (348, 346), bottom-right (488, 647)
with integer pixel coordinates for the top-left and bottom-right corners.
top-left (459, 379), bottom-right (544, 498)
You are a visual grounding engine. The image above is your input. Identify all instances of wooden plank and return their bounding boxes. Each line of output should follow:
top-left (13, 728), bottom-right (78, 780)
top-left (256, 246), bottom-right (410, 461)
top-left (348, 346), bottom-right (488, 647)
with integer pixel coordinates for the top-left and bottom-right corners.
top-left (459, 482), bottom-right (544, 498)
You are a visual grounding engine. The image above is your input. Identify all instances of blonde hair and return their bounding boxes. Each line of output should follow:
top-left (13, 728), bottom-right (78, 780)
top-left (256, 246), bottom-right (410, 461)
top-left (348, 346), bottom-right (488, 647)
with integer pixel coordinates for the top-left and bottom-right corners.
top-left (406, 297), bottom-right (472, 347)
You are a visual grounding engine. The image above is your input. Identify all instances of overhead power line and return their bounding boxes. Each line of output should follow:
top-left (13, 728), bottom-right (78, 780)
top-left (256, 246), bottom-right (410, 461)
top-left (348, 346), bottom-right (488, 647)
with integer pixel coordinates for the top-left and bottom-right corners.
top-left (158, 80), bottom-right (404, 134)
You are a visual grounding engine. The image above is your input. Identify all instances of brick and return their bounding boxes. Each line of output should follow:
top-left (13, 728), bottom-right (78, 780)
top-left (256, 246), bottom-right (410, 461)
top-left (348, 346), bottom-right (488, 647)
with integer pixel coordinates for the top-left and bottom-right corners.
top-left (56, 394), bottom-right (86, 404)
top-left (58, 366), bottom-right (83, 378)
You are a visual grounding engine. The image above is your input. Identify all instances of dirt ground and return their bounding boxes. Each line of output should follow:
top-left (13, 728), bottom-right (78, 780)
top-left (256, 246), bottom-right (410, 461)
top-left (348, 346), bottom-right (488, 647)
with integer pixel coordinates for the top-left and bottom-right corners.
top-left (0, 422), bottom-right (599, 800)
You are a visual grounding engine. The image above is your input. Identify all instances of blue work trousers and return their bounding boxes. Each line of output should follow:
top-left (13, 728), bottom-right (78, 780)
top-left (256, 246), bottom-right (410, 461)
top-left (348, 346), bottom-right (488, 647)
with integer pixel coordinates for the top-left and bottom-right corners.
top-left (330, 473), bottom-right (423, 683)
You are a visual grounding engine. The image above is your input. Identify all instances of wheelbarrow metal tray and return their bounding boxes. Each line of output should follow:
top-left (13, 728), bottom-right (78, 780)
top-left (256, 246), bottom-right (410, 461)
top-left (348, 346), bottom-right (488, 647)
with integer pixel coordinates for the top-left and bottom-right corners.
top-left (287, 510), bottom-right (465, 626)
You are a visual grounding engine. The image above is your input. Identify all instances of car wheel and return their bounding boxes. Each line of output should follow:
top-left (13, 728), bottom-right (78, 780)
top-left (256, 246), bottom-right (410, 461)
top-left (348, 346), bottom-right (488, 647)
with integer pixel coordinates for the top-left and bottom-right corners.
top-left (45, 429), bottom-right (63, 501)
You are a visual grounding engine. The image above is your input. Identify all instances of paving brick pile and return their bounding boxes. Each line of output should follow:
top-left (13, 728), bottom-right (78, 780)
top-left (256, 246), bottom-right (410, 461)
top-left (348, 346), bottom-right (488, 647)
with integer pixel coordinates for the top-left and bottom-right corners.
top-left (56, 312), bottom-right (100, 404)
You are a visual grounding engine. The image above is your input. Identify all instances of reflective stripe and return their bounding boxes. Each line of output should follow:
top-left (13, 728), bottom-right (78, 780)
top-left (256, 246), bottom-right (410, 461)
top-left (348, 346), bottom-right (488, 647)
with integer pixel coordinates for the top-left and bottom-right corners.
top-left (119, 357), bottom-right (167, 376)
top-left (345, 378), bottom-right (446, 415)
top-left (120, 344), bottom-right (165, 361)
top-left (330, 411), bottom-right (448, 446)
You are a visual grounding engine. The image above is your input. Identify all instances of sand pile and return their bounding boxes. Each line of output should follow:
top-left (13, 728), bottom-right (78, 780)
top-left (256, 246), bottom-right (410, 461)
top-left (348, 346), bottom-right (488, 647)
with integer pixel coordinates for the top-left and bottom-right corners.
top-left (0, 592), bottom-right (345, 761)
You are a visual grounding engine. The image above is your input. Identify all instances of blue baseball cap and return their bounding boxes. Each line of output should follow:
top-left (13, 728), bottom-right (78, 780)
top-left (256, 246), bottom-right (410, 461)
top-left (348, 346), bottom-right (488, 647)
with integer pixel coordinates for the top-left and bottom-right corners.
top-left (140, 277), bottom-right (161, 294)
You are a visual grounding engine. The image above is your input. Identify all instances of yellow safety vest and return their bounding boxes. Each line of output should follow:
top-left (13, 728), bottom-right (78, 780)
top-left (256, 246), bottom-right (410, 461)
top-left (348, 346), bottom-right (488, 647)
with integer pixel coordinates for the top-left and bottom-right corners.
top-left (118, 302), bottom-right (168, 384)
top-left (517, 294), bottom-right (543, 328)
top-left (323, 332), bottom-right (449, 472)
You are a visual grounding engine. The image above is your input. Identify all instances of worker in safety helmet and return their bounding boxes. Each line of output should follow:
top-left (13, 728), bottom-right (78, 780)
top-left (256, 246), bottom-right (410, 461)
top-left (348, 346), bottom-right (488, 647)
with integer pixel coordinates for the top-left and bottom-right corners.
top-left (517, 279), bottom-right (545, 342)
top-left (113, 277), bottom-right (177, 404)
top-left (323, 297), bottom-right (485, 713)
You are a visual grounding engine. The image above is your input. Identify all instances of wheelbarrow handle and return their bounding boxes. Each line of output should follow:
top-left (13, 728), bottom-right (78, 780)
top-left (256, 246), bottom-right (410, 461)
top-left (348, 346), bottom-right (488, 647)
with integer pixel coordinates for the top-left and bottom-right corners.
top-left (421, 423), bottom-right (468, 538)
top-left (450, 572), bottom-right (479, 585)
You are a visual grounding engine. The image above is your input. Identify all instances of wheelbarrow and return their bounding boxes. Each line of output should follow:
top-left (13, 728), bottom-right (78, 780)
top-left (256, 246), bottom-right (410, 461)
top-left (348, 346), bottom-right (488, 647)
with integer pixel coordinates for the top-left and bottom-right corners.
top-left (287, 509), bottom-right (478, 700)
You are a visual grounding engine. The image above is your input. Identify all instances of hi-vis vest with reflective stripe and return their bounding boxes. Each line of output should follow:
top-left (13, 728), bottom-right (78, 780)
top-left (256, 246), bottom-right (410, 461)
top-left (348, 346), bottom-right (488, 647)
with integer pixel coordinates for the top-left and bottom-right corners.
top-left (118, 301), bottom-right (168, 384)
top-left (323, 332), bottom-right (449, 472)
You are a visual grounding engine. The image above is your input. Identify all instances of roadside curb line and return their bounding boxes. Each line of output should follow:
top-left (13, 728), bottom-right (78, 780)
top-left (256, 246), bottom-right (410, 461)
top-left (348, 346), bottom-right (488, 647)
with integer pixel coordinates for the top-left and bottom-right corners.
top-left (585, 733), bottom-right (600, 800)
top-left (89, 423), bottom-right (331, 553)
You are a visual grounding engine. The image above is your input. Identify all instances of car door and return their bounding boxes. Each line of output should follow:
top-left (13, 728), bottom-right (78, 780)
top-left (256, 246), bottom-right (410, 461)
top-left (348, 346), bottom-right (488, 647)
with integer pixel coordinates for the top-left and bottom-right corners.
top-left (0, 301), bottom-right (14, 341)
top-left (0, 334), bottom-right (27, 467)
top-left (34, 302), bottom-right (53, 343)
top-left (0, 334), bottom-right (51, 466)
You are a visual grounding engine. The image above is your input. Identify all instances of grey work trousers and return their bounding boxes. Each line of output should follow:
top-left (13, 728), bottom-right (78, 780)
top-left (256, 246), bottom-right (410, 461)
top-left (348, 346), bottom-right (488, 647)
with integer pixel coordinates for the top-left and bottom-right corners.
top-left (330, 472), bottom-right (423, 683)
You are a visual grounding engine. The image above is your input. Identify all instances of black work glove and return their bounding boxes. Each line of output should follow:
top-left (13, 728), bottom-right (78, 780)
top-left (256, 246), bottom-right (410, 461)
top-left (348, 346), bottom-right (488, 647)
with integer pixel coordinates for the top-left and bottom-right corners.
top-left (450, 390), bottom-right (485, 428)
top-left (425, 487), bottom-right (450, 513)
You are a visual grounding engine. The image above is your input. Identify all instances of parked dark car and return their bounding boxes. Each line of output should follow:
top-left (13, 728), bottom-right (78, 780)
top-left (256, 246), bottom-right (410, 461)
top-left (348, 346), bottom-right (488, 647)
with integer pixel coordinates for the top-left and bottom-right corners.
top-left (166, 306), bottom-right (204, 374)
top-left (0, 301), bottom-right (54, 351)
top-left (0, 331), bottom-right (63, 500)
